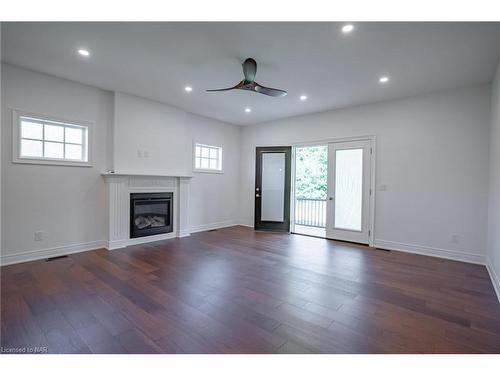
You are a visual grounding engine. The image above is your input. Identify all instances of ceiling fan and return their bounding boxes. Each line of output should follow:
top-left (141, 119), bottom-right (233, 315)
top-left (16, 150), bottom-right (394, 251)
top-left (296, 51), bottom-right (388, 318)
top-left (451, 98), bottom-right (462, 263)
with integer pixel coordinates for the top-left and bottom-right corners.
top-left (207, 58), bottom-right (287, 97)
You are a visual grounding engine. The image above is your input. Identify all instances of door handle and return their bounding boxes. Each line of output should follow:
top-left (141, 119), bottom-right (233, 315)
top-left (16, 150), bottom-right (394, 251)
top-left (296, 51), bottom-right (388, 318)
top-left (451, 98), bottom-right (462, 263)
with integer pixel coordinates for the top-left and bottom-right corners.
top-left (328, 197), bottom-right (333, 200)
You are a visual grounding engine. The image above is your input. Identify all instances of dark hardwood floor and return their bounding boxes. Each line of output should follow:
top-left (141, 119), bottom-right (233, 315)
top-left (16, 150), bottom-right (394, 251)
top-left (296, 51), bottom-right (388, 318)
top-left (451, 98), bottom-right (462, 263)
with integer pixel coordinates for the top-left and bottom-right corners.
top-left (1, 225), bottom-right (500, 354)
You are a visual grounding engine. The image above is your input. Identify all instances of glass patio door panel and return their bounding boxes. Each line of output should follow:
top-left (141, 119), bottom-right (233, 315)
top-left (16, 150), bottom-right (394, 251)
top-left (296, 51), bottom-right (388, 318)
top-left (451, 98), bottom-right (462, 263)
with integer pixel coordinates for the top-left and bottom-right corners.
top-left (261, 152), bottom-right (286, 222)
top-left (255, 146), bottom-right (291, 232)
top-left (326, 140), bottom-right (371, 244)
top-left (334, 148), bottom-right (363, 231)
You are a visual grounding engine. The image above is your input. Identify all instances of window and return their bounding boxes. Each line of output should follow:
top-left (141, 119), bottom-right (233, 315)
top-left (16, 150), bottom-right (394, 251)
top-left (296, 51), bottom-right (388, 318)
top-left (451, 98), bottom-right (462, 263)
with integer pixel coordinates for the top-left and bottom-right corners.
top-left (193, 143), bottom-right (222, 172)
top-left (13, 111), bottom-right (90, 166)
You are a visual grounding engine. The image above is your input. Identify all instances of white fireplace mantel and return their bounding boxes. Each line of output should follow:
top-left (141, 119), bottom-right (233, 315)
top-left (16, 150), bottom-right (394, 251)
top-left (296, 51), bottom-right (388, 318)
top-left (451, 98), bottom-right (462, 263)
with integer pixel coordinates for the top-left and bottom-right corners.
top-left (101, 173), bottom-right (192, 250)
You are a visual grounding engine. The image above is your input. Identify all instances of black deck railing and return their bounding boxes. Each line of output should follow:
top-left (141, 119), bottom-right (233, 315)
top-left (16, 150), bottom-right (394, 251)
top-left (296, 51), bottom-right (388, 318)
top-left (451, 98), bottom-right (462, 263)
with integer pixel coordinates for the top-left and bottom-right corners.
top-left (295, 198), bottom-right (327, 228)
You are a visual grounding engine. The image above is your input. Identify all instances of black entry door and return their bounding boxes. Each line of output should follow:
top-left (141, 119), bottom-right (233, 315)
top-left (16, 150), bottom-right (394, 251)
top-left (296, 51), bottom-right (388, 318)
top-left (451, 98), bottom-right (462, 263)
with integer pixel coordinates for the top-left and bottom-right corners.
top-left (254, 146), bottom-right (291, 232)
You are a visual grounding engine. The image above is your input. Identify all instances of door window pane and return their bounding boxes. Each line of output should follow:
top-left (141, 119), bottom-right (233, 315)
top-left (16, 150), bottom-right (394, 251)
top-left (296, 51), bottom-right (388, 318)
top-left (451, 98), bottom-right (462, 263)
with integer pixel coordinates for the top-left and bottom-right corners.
top-left (261, 152), bottom-right (285, 222)
top-left (334, 148), bottom-right (363, 231)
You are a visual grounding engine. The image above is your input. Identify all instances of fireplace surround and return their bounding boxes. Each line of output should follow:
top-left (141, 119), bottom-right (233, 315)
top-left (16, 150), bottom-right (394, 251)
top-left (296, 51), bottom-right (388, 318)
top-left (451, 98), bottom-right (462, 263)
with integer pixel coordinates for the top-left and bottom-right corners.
top-left (102, 173), bottom-right (192, 249)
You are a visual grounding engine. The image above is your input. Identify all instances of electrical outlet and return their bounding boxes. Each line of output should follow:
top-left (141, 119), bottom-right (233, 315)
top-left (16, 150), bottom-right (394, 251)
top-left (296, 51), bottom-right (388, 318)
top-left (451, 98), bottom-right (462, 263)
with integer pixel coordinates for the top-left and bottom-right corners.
top-left (34, 231), bottom-right (44, 241)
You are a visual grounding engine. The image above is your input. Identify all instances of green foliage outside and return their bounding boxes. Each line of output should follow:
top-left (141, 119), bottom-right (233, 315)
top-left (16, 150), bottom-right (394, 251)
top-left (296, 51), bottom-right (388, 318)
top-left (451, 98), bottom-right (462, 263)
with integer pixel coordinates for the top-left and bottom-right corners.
top-left (295, 145), bottom-right (328, 200)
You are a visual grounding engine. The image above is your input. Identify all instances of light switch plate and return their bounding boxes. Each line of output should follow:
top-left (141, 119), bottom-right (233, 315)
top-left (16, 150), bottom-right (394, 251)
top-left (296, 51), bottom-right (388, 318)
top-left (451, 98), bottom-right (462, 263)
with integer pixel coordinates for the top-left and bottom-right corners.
top-left (34, 231), bottom-right (44, 241)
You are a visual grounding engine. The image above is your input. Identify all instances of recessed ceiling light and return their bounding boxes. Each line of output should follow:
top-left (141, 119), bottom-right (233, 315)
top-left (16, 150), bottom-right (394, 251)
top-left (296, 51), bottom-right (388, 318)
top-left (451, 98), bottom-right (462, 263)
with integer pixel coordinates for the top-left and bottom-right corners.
top-left (341, 24), bottom-right (354, 34)
top-left (77, 49), bottom-right (90, 57)
top-left (300, 95), bottom-right (308, 101)
top-left (245, 108), bottom-right (252, 113)
top-left (379, 76), bottom-right (390, 83)
top-left (184, 86), bottom-right (193, 92)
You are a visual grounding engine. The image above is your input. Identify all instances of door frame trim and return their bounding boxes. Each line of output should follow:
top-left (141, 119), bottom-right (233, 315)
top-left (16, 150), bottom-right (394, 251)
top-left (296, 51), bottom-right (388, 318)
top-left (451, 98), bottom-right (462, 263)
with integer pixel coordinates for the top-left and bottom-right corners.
top-left (290, 135), bottom-right (376, 247)
top-left (254, 146), bottom-right (292, 232)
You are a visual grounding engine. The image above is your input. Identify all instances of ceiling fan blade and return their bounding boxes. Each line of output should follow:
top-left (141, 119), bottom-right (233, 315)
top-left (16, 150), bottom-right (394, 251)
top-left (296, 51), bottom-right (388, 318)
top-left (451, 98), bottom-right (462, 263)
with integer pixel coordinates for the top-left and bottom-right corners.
top-left (206, 87), bottom-right (236, 92)
top-left (243, 58), bottom-right (257, 83)
top-left (254, 82), bottom-right (287, 97)
top-left (206, 80), bottom-right (244, 92)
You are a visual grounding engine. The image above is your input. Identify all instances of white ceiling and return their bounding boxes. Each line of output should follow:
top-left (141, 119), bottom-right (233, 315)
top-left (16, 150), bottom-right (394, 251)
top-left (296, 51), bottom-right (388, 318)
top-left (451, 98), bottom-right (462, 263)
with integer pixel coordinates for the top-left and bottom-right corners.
top-left (2, 22), bottom-right (500, 125)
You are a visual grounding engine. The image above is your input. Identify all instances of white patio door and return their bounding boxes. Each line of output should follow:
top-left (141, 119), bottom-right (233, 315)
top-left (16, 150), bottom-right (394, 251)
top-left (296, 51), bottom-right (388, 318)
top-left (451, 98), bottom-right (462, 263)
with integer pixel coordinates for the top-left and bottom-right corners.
top-left (325, 140), bottom-right (371, 244)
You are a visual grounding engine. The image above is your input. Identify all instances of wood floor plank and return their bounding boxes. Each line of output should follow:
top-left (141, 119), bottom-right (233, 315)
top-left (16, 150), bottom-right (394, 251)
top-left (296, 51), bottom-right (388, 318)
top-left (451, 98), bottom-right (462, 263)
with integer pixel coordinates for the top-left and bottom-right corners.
top-left (1, 226), bottom-right (499, 353)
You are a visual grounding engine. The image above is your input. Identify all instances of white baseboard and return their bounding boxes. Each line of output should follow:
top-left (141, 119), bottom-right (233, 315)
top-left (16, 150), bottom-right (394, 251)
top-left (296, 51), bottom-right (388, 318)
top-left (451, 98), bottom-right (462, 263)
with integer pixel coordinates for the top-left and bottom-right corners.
top-left (486, 258), bottom-right (500, 303)
top-left (106, 239), bottom-right (128, 250)
top-left (177, 229), bottom-right (191, 238)
top-left (189, 220), bottom-right (237, 234)
top-left (108, 221), bottom-right (240, 249)
top-left (1, 221), bottom-right (242, 265)
top-left (374, 239), bottom-right (485, 265)
top-left (107, 232), bottom-right (178, 250)
top-left (236, 223), bottom-right (254, 228)
top-left (0, 240), bottom-right (107, 266)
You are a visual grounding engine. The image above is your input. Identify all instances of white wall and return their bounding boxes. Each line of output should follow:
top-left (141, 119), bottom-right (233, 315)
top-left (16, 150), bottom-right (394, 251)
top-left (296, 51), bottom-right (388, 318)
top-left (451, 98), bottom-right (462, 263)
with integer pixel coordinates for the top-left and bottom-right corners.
top-left (1, 64), bottom-right (113, 264)
top-left (0, 62), bottom-right (494, 269)
top-left (487, 62), bottom-right (500, 300)
top-left (185, 112), bottom-right (241, 231)
top-left (112, 92), bottom-right (242, 231)
top-left (1, 66), bottom-right (242, 264)
top-left (0, 26), bottom-right (3, 257)
top-left (240, 85), bottom-right (491, 263)
top-left (113, 92), bottom-right (190, 175)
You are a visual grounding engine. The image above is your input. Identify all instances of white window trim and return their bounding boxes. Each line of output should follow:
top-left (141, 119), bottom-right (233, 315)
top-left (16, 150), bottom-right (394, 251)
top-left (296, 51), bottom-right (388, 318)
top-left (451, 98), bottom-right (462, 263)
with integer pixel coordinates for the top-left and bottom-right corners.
top-left (192, 141), bottom-right (224, 174)
top-left (12, 109), bottom-right (93, 167)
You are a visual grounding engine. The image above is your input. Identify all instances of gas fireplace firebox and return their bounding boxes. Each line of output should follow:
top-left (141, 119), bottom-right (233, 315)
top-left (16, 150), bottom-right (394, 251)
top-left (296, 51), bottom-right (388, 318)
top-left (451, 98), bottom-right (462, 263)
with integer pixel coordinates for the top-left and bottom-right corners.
top-left (130, 192), bottom-right (173, 238)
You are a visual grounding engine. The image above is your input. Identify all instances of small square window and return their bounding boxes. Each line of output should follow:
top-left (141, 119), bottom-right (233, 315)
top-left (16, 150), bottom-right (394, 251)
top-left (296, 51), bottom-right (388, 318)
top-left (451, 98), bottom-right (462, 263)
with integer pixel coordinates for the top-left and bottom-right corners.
top-left (193, 143), bottom-right (222, 173)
